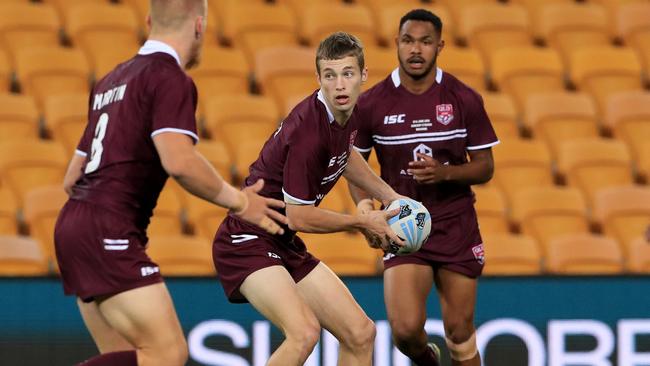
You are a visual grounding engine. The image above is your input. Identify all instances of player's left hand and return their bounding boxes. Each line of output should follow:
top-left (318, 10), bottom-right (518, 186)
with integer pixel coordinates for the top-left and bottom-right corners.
top-left (407, 153), bottom-right (449, 184)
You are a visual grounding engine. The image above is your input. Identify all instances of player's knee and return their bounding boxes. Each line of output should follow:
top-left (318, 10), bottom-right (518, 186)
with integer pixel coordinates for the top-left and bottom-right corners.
top-left (390, 315), bottom-right (424, 345)
top-left (158, 336), bottom-right (188, 366)
top-left (445, 331), bottom-right (478, 362)
top-left (342, 316), bottom-right (375, 351)
top-left (286, 318), bottom-right (321, 358)
top-left (444, 315), bottom-right (475, 345)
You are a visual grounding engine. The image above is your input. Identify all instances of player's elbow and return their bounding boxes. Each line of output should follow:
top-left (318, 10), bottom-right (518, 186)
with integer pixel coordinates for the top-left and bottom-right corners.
top-left (161, 153), bottom-right (192, 179)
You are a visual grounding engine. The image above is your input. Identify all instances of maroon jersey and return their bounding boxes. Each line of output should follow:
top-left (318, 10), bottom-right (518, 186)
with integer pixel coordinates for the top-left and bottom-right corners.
top-left (72, 40), bottom-right (198, 232)
top-left (355, 68), bottom-right (498, 220)
top-left (241, 90), bottom-right (359, 236)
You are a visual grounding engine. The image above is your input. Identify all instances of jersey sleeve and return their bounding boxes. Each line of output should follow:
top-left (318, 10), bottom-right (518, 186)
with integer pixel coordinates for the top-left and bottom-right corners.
top-left (150, 70), bottom-right (199, 143)
top-left (75, 93), bottom-right (95, 157)
top-left (352, 93), bottom-right (374, 154)
top-left (464, 91), bottom-right (499, 150)
top-left (282, 118), bottom-right (327, 205)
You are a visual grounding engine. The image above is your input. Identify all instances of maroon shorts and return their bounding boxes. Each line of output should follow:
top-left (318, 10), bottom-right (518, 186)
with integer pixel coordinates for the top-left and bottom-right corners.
top-left (212, 216), bottom-right (320, 303)
top-left (383, 206), bottom-right (485, 278)
top-left (54, 200), bottom-right (162, 302)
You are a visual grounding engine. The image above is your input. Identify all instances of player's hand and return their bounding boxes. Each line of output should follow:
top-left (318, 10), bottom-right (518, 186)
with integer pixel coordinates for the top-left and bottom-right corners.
top-left (407, 153), bottom-right (449, 184)
top-left (235, 179), bottom-right (288, 235)
top-left (359, 208), bottom-right (405, 251)
top-left (356, 198), bottom-right (375, 215)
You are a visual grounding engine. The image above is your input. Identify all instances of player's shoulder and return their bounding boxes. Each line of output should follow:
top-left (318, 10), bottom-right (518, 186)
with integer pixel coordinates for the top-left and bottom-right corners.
top-left (358, 73), bottom-right (395, 107)
top-left (441, 70), bottom-right (484, 104)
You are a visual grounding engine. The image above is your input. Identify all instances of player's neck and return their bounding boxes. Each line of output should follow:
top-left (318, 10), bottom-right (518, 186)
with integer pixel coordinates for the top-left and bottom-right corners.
top-left (147, 35), bottom-right (188, 69)
top-left (333, 111), bottom-right (352, 127)
top-left (398, 65), bottom-right (438, 95)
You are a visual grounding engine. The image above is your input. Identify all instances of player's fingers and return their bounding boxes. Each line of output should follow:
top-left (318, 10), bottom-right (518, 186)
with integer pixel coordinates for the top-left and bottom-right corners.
top-left (250, 179), bottom-right (265, 193)
top-left (416, 153), bottom-right (435, 161)
top-left (265, 197), bottom-right (286, 209)
top-left (266, 208), bottom-right (289, 225)
top-left (261, 216), bottom-right (284, 235)
top-left (384, 208), bottom-right (401, 219)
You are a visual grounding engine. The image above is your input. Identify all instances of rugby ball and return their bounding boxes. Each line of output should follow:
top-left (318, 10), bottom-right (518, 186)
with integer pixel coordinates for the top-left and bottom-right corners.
top-left (385, 198), bottom-right (431, 255)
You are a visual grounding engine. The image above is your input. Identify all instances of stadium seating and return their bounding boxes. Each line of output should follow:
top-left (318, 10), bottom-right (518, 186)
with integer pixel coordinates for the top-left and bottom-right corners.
top-left (15, 47), bottom-right (90, 108)
top-left (511, 186), bottom-right (590, 249)
top-left (615, 2), bottom-right (650, 48)
top-left (0, 141), bottom-right (67, 205)
top-left (557, 138), bottom-right (634, 206)
top-left (481, 92), bottom-right (520, 139)
top-left (524, 92), bottom-right (599, 157)
top-left (196, 139), bottom-right (234, 182)
top-left (509, 0), bottom-right (574, 33)
top-left (437, 47), bottom-right (486, 91)
top-left (363, 46), bottom-right (396, 91)
top-left (149, 181), bottom-right (185, 237)
top-left (146, 235), bottom-right (216, 276)
top-left (43, 94), bottom-right (88, 154)
top-left (545, 234), bottom-right (624, 275)
top-left (436, 0), bottom-right (494, 27)
top-left (0, 2), bottom-right (61, 62)
top-left (0, 235), bottom-right (49, 276)
top-left (0, 93), bottom-right (40, 141)
top-left (22, 185), bottom-right (67, 266)
top-left (482, 233), bottom-right (542, 275)
top-left (301, 231), bottom-right (380, 276)
top-left (185, 193), bottom-right (228, 240)
top-left (0, 187), bottom-right (17, 235)
top-left (490, 46), bottom-right (565, 109)
top-left (604, 91), bottom-right (650, 164)
top-left (299, 2), bottom-right (377, 47)
top-left (625, 236), bottom-right (650, 273)
top-left (472, 184), bottom-right (510, 235)
top-left (0, 48), bottom-right (10, 92)
top-left (639, 144), bottom-right (650, 182)
top-left (318, 181), bottom-right (352, 214)
top-left (41, 0), bottom-right (106, 21)
top-left (593, 185), bottom-right (650, 251)
top-left (231, 138), bottom-right (265, 181)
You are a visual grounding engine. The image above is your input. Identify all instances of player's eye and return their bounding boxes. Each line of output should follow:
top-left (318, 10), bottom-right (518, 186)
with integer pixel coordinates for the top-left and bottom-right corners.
top-left (344, 71), bottom-right (353, 78)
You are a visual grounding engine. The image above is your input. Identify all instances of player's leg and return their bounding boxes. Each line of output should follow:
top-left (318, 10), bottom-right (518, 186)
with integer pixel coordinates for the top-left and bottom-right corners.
top-left (240, 265), bottom-right (321, 366)
top-left (296, 262), bottom-right (375, 366)
top-left (81, 282), bottom-right (188, 366)
top-left (384, 263), bottom-right (439, 365)
top-left (434, 268), bottom-right (480, 366)
top-left (77, 298), bottom-right (134, 353)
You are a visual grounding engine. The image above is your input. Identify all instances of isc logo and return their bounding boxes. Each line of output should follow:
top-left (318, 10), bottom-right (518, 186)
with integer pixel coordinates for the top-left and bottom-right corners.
top-left (383, 114), bottom-right (406, 124)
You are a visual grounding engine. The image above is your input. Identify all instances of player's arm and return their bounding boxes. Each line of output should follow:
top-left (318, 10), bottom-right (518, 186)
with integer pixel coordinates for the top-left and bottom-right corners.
top-left (345, 149), bottom-right (376, 214)
top-left (62, 153), bottom-right (86, 196)
top-left (408, 148), bottom-right (494, 185)
top-left (343, 149), bottom-right (401, 208)
top-left (153, 133), bottom-right (288, 234)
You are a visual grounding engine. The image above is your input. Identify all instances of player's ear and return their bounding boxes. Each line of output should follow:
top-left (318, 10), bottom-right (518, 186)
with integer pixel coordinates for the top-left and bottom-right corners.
top-left (361, 66), bottom-right (368, 83)
top-left (146, 14), bottom-right (152, 32)
top-left (194, 15), bottom-right (204, 40)
top-left (315, 67), bottom-right (322, 86)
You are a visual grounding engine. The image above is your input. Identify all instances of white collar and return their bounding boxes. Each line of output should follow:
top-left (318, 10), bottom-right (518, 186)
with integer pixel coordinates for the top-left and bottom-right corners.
top-left (138, 40), bottom-right (181, 66)
top-left (391, 67), bottom-right (443, 87)
top-left (316, 89), bottom-right (335, 124)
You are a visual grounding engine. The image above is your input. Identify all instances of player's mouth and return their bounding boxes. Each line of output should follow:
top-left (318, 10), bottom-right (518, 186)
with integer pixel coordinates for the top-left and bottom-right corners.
top-left (407, 57), bottom-right (426, 70)
top-left (335, 95), bottom-right (350, 105)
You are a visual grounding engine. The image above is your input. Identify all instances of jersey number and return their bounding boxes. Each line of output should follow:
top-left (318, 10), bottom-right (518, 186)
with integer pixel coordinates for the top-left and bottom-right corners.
top-left (85, 113), bottom-right (109, 173)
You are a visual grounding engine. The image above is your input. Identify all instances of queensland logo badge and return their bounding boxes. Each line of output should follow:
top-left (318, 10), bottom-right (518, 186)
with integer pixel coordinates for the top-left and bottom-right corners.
top-left (472, 244), bottom-right (485, 265)
top-left (435, 104), bottom-right (454, 125)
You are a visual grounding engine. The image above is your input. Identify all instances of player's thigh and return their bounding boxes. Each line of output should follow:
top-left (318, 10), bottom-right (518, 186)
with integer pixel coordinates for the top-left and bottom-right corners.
top-left (384, 263), bottom-right (434, 328)
top-left (95, 282), bottom-right (185, 350)
top-left (296, 262), bottom-right (372, 340)
top-left (434, 268), bottom-right (478, 333)
top-left (240, 265), bottom-right (320, 336)
top-left (78, 298), bottom-right (134, 353)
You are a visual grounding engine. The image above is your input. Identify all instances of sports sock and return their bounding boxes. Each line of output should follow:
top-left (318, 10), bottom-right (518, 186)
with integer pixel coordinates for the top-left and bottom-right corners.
top-left (77, 350), bottom-right (137, 366)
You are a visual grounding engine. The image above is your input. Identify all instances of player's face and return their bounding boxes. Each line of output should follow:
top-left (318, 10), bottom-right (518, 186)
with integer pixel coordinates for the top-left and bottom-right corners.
top-left (317, 56), bottom-right (367, 121)
top-left (396, 20), bottom-right (442, 80)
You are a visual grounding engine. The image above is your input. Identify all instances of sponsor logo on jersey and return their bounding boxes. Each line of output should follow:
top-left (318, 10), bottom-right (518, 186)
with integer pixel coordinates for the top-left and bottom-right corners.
top-left (435, 104), bottom-right (454, 125)
top-left (412, 143), bottom-right (433, 161)
top-left (472, 243), bottom-right (485, 265)
top-left (384, 114), bottom-right (406, 124)
top-left (141, 266), bottom-right (160, 277)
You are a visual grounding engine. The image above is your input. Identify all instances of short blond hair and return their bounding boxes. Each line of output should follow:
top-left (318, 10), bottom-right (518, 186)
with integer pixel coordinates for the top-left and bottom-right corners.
top-left (150, 0), bottom-right (206, 31)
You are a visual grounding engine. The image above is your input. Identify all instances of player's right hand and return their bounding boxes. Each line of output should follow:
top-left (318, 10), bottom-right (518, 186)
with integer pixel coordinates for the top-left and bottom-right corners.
top-left (236, 179), bottom-right (288, 235)
top-left (359, 208), bottom-right (405, 251)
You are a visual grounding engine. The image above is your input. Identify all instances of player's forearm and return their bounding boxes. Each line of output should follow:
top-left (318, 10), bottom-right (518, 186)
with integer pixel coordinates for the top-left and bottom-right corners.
top-left (443, 156), bottom-right (493, 185)
top-left (347, 180), bottom-right (373, 205)
top-left (343, 149), bottom-right (396, 204)
top-left (286, 204), bottom-right (365, 233)
top-left (63, 154), bottom-right (86, 196)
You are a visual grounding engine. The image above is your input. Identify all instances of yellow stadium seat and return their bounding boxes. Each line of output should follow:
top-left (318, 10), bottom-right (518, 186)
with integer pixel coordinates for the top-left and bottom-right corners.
top-left (459, 3), bottom-right (532, 65)
top-left (41, 0), bottom-right (105, 21)
top-left (189, 45), bottom-right (250, 109)
top-left (363, 46), bottom-right (396, 91)
top-left (491, 139), bottom-right (554, 204)
top-left (149, 180), bottom-right (185, 237)
top-left (604, 91), bottom-right (650, 164)
top-left (0, 93), bottom-right (39, 141)
top-left (435, 0), bottom-right (493, 27)
top-left (301, 231), bottom-right (380, 276)
top-left (593, 185), bottom-right (650, 251)
top-left (438, 47), bottom-right (486, 91)
top-left (203, 95), bottom-right (279, 159)
top-left (231, 137), bottom-right (266, 181)
top-left (43, 94), bottom-right (88, 154)
top-left (196, 139), bottom-right (234, 182)
top-left (0, 141), bottom-right (67, 206)
top-left (524, 92), bottom-right (600, 158)
top-left (509, 0), bottom-right (574, 32)
top-left (511, 186), bottom-right (590, 249)
top-left (318, 181), bottom-right (352, 214)
top-left (371, 2), bottom-right (454, 47)
top-left (65, 3), bottom-right (140, 79)
top-left (0, 48), bottom-right (11, 92)
top-left (0, 235), bottom-right (49, 276)
top-left (625, 236), bottom-right (650, 273)
top-left (639, 144), bottom-right (650, 182)
top-left (22, 185), bottom-right (67, 264)
top-left (615, 2), bottom-right (650, 48)
top-left (545, 233), bottom-right (624, 274)
top-left (299, 3), bottom-right (377, 47)
top-left (537, 3), bottom-right (611, 62)
top-left (15, 47), bottom-right (90, 108)
top-left (490, 46), bottom-right (565, 109)
top-left (0, 187), bottom-right (18, 235)
top-left (0, 2), bottom-right (61, 62)
top-left (220, 2), bottom-right (298, 66)
top-left (254, 46), bottom-right (318, 112)
top-left (146, 235), bottom-right (216, 276)
top-left (481, 92), bottom-right (520, 140)
top-left (482, 233), bottom-right (542, 275)
top-left (568, 46), bottom-right (643, 111)
top-left (557, 138), bottom-right (634, 206)
top-left (472, 184), bottom-right (510, 235)
top-left (185, 193), bottom-right (228, 240)
top-left (591, 0), bottom-right (645, 17)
